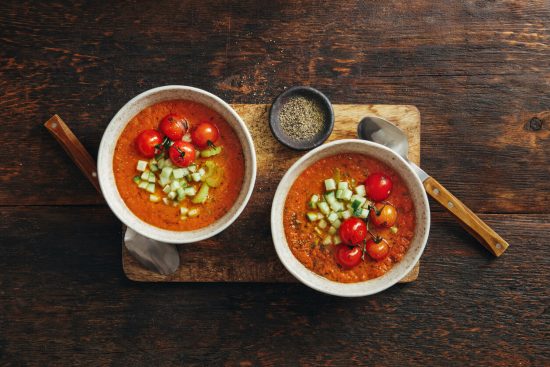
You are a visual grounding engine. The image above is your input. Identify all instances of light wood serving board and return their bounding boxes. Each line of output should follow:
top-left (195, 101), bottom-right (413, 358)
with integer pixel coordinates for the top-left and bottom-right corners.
top-left (123, 104), bottom-right (421, 283)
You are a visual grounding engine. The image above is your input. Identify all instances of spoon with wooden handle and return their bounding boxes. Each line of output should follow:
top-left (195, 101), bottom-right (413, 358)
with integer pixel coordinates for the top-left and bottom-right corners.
top-left (44, 114), bottom-right (180, 274)
top-left (358, 116), bottom-right (509, 256)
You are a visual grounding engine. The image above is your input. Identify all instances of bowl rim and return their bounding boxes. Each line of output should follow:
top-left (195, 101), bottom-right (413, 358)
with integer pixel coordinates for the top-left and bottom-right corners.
top-left (271, 139), bottom-right (430, 297)
top-left (97, 85), bottom-right (257, 244)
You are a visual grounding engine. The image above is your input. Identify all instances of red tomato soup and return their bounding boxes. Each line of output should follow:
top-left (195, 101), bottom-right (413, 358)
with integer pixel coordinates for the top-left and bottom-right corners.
top-left (283, 153), bottom-right (415, 283)
top-left (113, 100), bottom-right (244, 231)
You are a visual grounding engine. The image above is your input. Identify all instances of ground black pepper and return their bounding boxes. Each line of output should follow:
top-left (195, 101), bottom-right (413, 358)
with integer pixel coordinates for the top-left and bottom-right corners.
top-left (279, 96), bottom-right (325, 140)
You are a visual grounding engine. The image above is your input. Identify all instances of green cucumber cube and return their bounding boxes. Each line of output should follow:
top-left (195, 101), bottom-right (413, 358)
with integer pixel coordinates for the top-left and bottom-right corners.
top-left (337, 181), bottom-right (349, 190)
top-left (354, 185), bottom-right (366, 197)
top-left (136, 160), bottom-right (148, 172)
top-left (318, 202), bottom-right (330, 215)
top-left (324, 178), bottom-right (336, 191)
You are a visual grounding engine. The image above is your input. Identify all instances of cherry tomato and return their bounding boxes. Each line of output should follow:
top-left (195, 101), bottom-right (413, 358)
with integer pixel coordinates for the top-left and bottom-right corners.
top-left (366, 238), bottom-right (390, 261)
top-left (169, 141), bottom-right (196, 167)
top-left (191, 122), bottom-right (219, 148)
top-left (135, 129), bottom-right (163, 158)
top-left (335, 245), bottom-right (363, 268)
top-left (370, 203), bottom-right (397, 228)
top-left (339, 217), bottom-right (368, 246)
top-left (159, 114), bottom-right (188, 141)
top-left (365, 172), bottom-right (393, 201)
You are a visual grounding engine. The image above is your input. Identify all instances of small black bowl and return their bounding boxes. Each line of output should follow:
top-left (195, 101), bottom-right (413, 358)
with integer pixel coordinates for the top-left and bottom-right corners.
top-left (269, 86), bottom-right (334, 150)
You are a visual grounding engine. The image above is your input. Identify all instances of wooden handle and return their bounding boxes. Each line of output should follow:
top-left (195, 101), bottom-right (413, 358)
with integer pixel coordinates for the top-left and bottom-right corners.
top-left (44, 115), bottom-right (101, 193)
top-left (424, 177), bottom-right (509, 256)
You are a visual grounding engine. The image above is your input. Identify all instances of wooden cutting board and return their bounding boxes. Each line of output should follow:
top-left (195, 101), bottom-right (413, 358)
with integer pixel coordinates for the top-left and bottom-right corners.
top-left (122, 104), bottom-right (421, 283)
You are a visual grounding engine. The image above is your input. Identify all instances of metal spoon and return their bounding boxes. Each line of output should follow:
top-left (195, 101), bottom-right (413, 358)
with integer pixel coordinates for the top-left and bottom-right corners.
top-left (358, 116), bottom-right (509, 256)
top-left (44, 115), bottom-right (180, 274)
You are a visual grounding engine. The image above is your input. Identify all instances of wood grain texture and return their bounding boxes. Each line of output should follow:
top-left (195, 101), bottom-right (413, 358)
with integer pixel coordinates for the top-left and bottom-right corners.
top-left (1, 206), bottom-right (548, 366)
top-left (122, 104), bottom-right (421, 283)
top-left (0, 1), bottom-right (548, 213)
top-left (1, 0), bottom-right (549, 365)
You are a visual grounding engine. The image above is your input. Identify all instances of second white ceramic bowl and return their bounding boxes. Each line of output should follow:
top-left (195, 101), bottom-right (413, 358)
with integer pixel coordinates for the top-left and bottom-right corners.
top-left (98, 86), bottom-right (257, 243)
top-left (271, 139), bottom-right (430, 297)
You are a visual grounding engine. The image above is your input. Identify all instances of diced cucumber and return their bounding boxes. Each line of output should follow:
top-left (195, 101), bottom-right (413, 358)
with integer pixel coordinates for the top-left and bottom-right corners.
top-left (162, 185), bottom-right (171, 194)
top-left (333, 235), bottom-right (342, 245)
top-left (200, 145), bottom-right (222, 158)
top-left (191, 172), bottom-right (202, 182)
top-left (147, 172), bottom-right (156, 183)
top-left (353, 206), bottom-right (362, 217)
top-left (188, 208), bottom-right (199, 217)
top-left (162, 197), bottom-right (170, 205)
top-left (327, 212), bottom-right (338, 223)
top-left (149, 158), bottom-right (158, 165)
top-left (140, 171), bottom-right (150, 180)
top-left (318, 202), bottom-right (330, 215)
top-left (167, 191), bottom-right (176, 200)
top-left (160, 166), bottom-right (173, 179)
top-left (358, 208), bottom-right (369, 219)
top-left (354, 185), bottom-right (366, 197)
top-left (150, 164), bottom-right (159, 172)
top-left (328, 226), bottom-right (337, 235)
top-left (325, 191), bottom-right (337, 205)
top-left (136, 160), bottom-right (148, 172)
top-left (202, 161), bottom-right (224, 188)
top-left (180, 207), bottom-right (189, 215)
top-left (350, 195), bottom-right (367, 207)
top-left (314, 227), bottom-right (324, 237)
top-left (176, 187), bottom-right (185, 201)
top-left (335, 189), bottom-right (344, 200)
top-left (341, 210), bottom-right (352, 220)
top-left (170, 181), bottom-right (181, 191)
top-left (149, 194), bottom-right (160, 203)
top-left (133, 176), bottom-right (141, 184)
top-left (172, 168), bottom-right (188, 179)
top-left (159, 175), bottom-right (171, 187)
top-left (322, 235), bottom-right (332, 246)
top-left (198, 168), bottom-right (206, 176)
top-left (310, 194), bottom-right (320, 206)
top-left (184, 187), bottom-right (196, 196)
top-left (337, 181), bottom-right (349, 190)
top-left (191, 183), bottom-right (209, 204)
top-left (163, 159), bottom-right (174, 168)
top-left (390, 226), bottom-right (399, 234)
top-left (318, 219), bottom-right (328, 229)
top-left (331, 201), bottom-right (344, 212)
top-left (332, 219), bottom-right (342, 229)
top-left (146, 183), bottom-right (156, 193)
top-left (138, 181), bottom-right (148, 189)
top-left (306, 212), bottom-right (318, 222)
top-left (342, 189), bottom-right (353, 201)
top-left (188, 164), bottom-right (197, 173)
top-left (324, 178), bottom-right (336, 191)
top-left (157, 158), bottom-right (165, 169)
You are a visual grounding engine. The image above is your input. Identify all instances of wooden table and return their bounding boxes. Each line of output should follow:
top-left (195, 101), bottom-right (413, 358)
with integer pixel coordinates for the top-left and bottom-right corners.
top-left (1, 1), bottom-right (548, 365)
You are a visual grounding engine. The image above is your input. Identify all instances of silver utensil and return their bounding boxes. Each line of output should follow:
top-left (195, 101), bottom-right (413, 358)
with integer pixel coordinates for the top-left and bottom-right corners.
top-left (357, 116), bottom-right (509, 256)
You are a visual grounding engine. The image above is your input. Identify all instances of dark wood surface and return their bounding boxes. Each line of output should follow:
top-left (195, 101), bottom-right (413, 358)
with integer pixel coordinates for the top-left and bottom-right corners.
top-left (1, 1), bottom-right (549, 365)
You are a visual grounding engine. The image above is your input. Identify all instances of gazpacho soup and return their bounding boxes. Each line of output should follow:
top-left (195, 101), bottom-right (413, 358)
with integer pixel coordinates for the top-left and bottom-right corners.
top-left (283, 153), bottom-right (415, 283)
top-left (113, 100), bottom-right (244, 231)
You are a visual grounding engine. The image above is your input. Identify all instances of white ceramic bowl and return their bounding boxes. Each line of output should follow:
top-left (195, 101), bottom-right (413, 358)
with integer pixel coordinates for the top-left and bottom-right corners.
top-left (98, 86), bottom-right (257, 243)
top-left (271, 139), bottom-right (430, 297)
